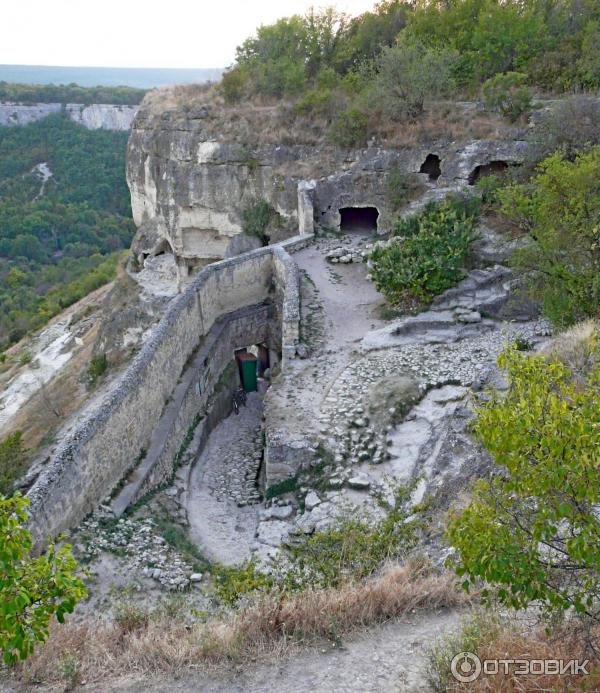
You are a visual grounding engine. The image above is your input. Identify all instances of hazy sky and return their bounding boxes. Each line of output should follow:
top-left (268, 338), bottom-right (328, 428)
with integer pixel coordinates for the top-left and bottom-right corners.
top-left (2, 0), bottom-right (377, 69)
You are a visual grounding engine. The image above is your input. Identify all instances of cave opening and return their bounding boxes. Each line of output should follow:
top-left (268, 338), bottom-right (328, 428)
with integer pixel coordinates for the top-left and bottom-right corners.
top-left (468, 160), bottom-right (509, 185)
top-left (420, 153), bottom-right (442, 181)
top-left (339, 206), bottom-right (379, 233)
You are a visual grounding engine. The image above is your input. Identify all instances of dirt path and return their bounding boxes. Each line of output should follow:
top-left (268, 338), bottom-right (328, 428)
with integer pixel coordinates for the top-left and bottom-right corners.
top-left (294, 234), bottom-right (385, 349)
top-left (94, 608), bottom-right (460, 692)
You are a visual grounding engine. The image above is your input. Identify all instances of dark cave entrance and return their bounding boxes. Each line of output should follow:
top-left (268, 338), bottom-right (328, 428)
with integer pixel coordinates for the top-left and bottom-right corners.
top-left (468, 160), bottom-right (508, 185)
top-left (339, 206), bottom-right (379, 233)
top-left (420, 153), bottom-right (442, 181)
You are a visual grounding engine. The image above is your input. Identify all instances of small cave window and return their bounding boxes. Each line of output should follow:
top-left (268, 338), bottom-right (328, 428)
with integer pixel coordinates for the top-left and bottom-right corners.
top-left (468, 160), bottom-right (509, 185)
top-left (152, 238), bottom-right (174, 257)
top-left (339, 206), bottom-right (379, 233)
top-left (420, 153), bottom-right (442, 181)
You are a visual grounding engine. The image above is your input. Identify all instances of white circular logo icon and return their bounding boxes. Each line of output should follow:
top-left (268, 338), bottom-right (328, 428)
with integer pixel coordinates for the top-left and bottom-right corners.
top-left (451, 651), bottom-right (482, 683)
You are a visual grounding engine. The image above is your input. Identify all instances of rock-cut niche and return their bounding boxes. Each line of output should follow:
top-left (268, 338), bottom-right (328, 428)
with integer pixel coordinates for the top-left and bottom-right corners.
top-left (339, 206), bottom-right (379, 233)
top-left (419, 153), bottom-right (442, 181)
top-left (468, 160), bottom-right (508, 185)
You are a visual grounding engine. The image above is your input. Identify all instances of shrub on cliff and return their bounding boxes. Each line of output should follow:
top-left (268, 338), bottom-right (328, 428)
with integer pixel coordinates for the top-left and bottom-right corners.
top-left (448, 344), bottom-right (600, 631)
top-left (329, 107), bottom-right (369, 147)
top-left (242, 199), bottom-right (277, 245)
top-left (369, 197), bottom-right (479, 305)
top-left (525, 96), bottom-right (600, 168)
top-left (482, 72), bottom-right (532, 122)
top-left (0, 494), bottom-right (86, 663)
top-left (0, 432), bottom-right (26, 496)
top-left (387, 168), bottom-right (424, 210)
top-left (500, 146), bottom-right (600, 327)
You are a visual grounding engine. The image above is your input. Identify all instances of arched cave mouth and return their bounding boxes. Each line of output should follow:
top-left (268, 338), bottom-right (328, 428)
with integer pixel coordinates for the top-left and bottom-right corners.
top-left (468, 160), bottom-right (509, 185)
top-left (339, 206), bottom-right (379, 233)
top-left (420, 153), bottom-right (442, 181)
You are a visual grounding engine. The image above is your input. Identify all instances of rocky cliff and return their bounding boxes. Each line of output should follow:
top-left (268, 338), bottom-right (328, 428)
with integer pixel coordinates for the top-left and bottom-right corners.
top-left (0, 102), bottom-right (137, 130)
top-left (126, 93), bottom-right (528, 283)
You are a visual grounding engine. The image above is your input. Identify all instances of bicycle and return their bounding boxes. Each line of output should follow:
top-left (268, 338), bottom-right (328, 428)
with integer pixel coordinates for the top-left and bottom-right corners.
top-left (232, 387), bottom-right (247, 415)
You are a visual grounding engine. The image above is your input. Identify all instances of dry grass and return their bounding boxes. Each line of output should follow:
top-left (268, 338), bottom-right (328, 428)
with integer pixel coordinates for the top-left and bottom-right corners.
top-left (139, 85), bottom-right (509, 150)
top-left (540, 319), bottom-right (599, 377)
top-left (13, 562), bottom-right (467, 688)
top-left (449, 621), bottom-right (599, 692)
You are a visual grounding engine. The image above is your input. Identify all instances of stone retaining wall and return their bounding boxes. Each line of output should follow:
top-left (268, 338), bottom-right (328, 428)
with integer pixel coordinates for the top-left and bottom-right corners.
top-left (27, 242), bottom-right (303, 548)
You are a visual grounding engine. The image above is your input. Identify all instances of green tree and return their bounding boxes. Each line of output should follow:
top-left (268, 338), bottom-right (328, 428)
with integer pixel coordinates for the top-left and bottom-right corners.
top-left (448, 345), bottom-right (600, 625)
top-left (577, 20), bottom-right (600, 89)
top-left (370, 33), bottom-right (457, 120)
top-left (0, 494), bottom-right (87, 663)
top-left (500, 146), bottom-right (600, 327)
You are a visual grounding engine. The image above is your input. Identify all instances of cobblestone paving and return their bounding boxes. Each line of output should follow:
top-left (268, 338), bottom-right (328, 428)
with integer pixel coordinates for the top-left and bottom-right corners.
top-left (187, 390), bottom-right (265, 565)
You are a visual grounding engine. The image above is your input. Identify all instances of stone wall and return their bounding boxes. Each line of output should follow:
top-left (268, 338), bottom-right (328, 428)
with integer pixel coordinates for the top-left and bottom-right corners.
top-left (27, 244), bottom-right (302, 548)
top-left (0, 102), bottom-right (137, 130)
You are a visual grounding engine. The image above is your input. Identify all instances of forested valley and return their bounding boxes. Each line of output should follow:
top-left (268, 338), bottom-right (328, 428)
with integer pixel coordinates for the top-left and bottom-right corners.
top-left (0, 114), bottom-right (134, 350)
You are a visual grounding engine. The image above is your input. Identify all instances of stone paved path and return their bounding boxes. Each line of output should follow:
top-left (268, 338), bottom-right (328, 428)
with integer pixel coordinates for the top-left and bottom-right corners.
top-left (186, 390), bottom-right (264, 566)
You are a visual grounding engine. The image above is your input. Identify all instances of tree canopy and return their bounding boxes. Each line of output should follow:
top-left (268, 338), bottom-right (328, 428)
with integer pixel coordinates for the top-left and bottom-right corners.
top-left (224, 0), bottom-right (600, 104)
top-left (0, 114), bottom-right (134, 349)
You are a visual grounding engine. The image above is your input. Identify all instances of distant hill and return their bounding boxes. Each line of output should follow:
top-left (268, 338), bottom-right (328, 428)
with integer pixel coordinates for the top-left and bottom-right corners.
top-left (0, 65), bottom-right (223, 91)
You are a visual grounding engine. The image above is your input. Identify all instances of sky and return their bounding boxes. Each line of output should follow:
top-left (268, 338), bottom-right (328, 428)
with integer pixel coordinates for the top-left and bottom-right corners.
top-left (2, 0), bottom-right (377, 69)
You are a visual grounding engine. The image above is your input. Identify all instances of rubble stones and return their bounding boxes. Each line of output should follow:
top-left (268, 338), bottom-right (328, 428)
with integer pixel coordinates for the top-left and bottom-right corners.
top-left (77, 516), bottom-right (197, 591)
top-left (304, 491), bottom-right (321, 511)
top-left (348, 474), bottom-right (371, 490)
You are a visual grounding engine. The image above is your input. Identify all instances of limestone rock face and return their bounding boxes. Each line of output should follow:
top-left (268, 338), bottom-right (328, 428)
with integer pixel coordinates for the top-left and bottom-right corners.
top-left (126, 100), bottom-right (528, 282)
top-left (0, 102), bottom-right (137, 130)
top-left (126, 107), bottom-right (302, 279)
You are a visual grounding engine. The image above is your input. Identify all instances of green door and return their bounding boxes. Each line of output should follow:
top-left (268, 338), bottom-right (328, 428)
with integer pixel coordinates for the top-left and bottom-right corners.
top-left (237, 354), bottom-right (258, 392)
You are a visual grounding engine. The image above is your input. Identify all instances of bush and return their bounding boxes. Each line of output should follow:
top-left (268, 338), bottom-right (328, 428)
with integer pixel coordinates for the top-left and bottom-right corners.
top-left (369, 197), bottom-right (479, 304)
top-left (0, 494), bottom-right (86, 662)
top-left (329, 107), bottom-right (369, 148)
top-left (285, 485), bottom-right (419, 590)
top-left (113, 602), bottom-right (149, 634)
top-left (370, 33), bottom-right (457, 121)
top-left (526, 96), bottom-right (600, 168)
top-left (482, 72), bottom-right (532, 122)
top-left (387, 169), bottom-right (424, 210)
top-left (500, 146), bottom-right (600, 327)
top-left (220, 66), bottom-right (247, 104)
top-left (87, 353), bottom-right (109, 386)
top-left (241, 199), bottom-right (276, 245)
top-left (214, 560), bottom-right (275, 606)
top-left (0, 431), bottom-right (27, 495)
top-left (265, 475), bottom-right (298, 500)
top-left (18, 351), bottom-right (32, 366)
top-left (447, 344), bottom-right (600, 626)
top-left (474, 173), bottom-right (506, 205)
top-left (294, 87), bottom-right (338, 118)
